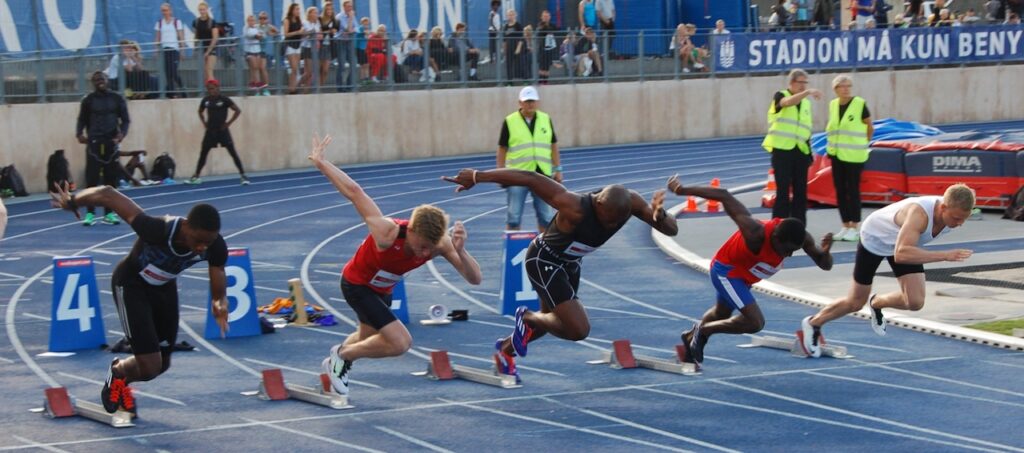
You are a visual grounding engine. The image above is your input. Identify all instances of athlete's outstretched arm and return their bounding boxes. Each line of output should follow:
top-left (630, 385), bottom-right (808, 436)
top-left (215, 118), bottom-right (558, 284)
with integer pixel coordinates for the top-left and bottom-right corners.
top-left (438, 221), bottom-right (482, 285)
top-left (208, 265), bottom-right (229, 337)
top-left (308, 134), bottom-right (398, 247)
top-left (442, 168), bottom-right (581, 214)
top-left (893, 204), bottom-right (972, 264)
top-left (50, 182), bottom-right (143, 224)
top-left (630, 189), bottom-right (678, 236)
top-left (802, 232), bottom-right (834, 271)
top-left (667, 174), bottom-right (764, 247)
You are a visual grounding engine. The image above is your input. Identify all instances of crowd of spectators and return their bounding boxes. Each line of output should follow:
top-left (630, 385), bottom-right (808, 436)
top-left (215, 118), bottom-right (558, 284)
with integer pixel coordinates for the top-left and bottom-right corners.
top-left (770, 0), bottom-right (1023, 31)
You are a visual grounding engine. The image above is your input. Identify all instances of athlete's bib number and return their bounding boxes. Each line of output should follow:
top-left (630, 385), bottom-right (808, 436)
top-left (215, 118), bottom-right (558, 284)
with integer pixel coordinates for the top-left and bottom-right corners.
top-left (139, 263), bottom-right (178, 286)
top-left (564, 241), bottom-right (597, 258)
top-left (370, 269), bottom-right (402, 289)
top-left (749, 262), bottom-right (782, 280)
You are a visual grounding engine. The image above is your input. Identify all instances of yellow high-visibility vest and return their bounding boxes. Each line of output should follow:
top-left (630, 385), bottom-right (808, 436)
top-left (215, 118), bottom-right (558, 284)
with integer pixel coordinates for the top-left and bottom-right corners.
top-left (761, 89), bottom-right (812, 154)
top-left (505, 111), bottom-right (554, 175)
top-left (826, 96), bottom-right (870, 163)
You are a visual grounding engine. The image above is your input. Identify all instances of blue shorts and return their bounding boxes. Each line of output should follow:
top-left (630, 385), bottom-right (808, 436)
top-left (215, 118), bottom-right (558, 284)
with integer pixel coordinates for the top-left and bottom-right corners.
top-left (710, 260), bottom-right (757, 311)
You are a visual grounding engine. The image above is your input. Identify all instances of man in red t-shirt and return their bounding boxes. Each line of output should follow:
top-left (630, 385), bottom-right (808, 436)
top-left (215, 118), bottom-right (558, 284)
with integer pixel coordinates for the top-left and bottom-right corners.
top-left (308, 135), bottom-right (482, 397)
top-left (667, 175), bottom-right (833, 368)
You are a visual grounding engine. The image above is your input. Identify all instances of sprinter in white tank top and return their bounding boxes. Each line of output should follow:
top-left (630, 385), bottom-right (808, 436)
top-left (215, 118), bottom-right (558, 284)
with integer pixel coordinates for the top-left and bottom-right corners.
top-left (797, 184), bottom-right (975, 357)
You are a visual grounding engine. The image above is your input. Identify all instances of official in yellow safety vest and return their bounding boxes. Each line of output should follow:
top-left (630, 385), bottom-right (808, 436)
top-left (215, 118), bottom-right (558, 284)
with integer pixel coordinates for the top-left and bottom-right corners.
top-left (762, 68), bottom-right (821, 225)
top-left (496, 86), bottom-right (562, 233)
top-left (826, 74), bottom-right (873, 242)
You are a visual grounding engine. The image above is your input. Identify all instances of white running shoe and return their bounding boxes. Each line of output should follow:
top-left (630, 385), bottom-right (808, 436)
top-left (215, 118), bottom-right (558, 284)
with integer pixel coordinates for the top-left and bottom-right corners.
top-left (322, 345), bottom-right (350, 395)
top-left (835, 227), bottom-right (849, 241)
top-left (800, 316), bottom-right (822, 358)
top-left (843, 227), bottom-right (860, 242)
top-left (867, 293), bottom-right (886, 336)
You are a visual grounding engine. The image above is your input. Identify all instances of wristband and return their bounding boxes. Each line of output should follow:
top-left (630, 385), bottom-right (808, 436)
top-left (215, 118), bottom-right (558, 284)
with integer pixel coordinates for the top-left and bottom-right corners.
top-left (68, 193), bottom-right (78, 211)
top-left (472, 170), bottom-right (478, 185)
top-left (552, 165), bottom-right (563, 172)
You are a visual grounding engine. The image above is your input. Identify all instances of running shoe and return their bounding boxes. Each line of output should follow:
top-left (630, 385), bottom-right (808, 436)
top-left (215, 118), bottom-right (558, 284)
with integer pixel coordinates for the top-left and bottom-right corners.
top-left (322, 344), bottom-right (351, 396)
top-left (184, 177), bottom-right (202, 185)
top-left (867, 293), bottom-right (886, 336)
top-left (800, 316), bottom-right (822, 358)
top-left (82, 212), bottom-right (97, 227)
top-left (102, 212), bottom-right (121, 225)
top-left (511, 306), bottom-right (533, 357)
top-left (240, 175), bottom-right (251, 186)
top-left (493, 339), bottom-right (521, 384)
top-left (101, 358), bottom-right (122, 413)
top-left (120, 383), bottom-right (136, 415)
top-left (686, 322), bottom-right (706, 366)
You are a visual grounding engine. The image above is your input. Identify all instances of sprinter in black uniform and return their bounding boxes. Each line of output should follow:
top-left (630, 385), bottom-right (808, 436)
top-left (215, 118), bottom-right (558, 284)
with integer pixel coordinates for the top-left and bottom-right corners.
top-left (50, 182), bottom-right (229, 414)
top-left (443, 168), bottom-right (678, 378)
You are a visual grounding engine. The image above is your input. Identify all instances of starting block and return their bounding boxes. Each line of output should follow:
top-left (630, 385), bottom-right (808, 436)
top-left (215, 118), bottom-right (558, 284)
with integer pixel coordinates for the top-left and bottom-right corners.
top-left (38, 387), bottom-right (135, 428)
top-left (737, 331), bottom-right (852, 359)
top-left (411, 350), bottom-right (521, 389)
top-left (587, 339), bottom-right (700, 375)
top-left (255, 368), bottom-right (353, 409)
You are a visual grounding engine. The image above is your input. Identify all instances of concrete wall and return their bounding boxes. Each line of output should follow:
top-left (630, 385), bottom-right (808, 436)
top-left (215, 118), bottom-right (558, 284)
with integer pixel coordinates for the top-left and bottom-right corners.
top-left (3, 65), bottom-right (1021, 194)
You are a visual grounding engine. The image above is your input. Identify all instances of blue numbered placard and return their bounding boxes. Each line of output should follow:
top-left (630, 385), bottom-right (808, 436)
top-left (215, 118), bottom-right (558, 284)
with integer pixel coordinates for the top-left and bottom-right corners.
top-left (499, 231), bottom-right (540, 316)
top-left (205, 248), bottom-right (261, 339)
top-left (390, 279), bottom-right (410, 324)
top-left (50, 256), bottom-right (106, 352)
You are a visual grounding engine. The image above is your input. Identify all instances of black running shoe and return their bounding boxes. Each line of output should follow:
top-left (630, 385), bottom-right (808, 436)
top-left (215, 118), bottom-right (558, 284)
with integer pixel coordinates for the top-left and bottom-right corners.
top-left (101, 358), bottom-right (121, 413)
top-left (689, 323), bottom-right (706, 366)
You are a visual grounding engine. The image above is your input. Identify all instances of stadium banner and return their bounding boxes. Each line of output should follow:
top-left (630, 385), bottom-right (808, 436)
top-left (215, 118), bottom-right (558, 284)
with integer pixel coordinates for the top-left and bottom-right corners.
top-left (0, 0), bottom-right (510, 54)
top-left (713, 26), bottom-right (1024, 72)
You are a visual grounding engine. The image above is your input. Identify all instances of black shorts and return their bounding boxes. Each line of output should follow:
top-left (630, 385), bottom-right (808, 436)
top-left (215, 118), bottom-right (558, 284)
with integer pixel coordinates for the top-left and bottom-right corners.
top-left (301, 47), bottom-right (313, 60)
top-left (112, 264), bottom-right (179, 355)
top-left (852, 243), bottom-right (924, 285)
top-left (356, 49), bottom-right (368, 65)
top-left (525, 240), bottom-right (581, 309)
top-left (202, 129), bottom-right (233, 148)
top-left (341, 277), bottom-right (397, 330)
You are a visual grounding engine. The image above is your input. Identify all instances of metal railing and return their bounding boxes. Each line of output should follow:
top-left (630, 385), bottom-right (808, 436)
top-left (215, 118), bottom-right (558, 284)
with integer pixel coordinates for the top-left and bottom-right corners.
top-left (1, 26), bottom-right (1021, 104)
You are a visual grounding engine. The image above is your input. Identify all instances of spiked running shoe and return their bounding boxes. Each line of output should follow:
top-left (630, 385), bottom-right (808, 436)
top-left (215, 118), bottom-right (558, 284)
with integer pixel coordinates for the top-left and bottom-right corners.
top-left (102, 212), bottom-right (121, 225)
top-left (511, 306), bottom-right (533, 357)
top-left (867, 294), bottom-right (886, 336)
top-left (322, 344), bottom-right (351, 396)
top-left (686, 323), bottom-right (706, 366)
top-left (120, 383), bottom-right (136, 415)
top-left (800, 316), bottom-right (822, 358)
top-left (493, 339), bottom-right (521, 384)
top-left (82, 212), bottom-right (97, 226)
top-left (101, 359), bottom-right (122, 413)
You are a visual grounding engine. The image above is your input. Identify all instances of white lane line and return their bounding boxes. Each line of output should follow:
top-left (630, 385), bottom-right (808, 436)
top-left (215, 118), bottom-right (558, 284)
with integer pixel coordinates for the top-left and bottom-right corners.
top-left (0, 271), bottom-right (26, 279)
top-left (713, 380), bottom-right (1024, 452)
top-left (373, 426), bottom-right (454, 453)
top-left (241, 358), bottom-right (381, 389)
top-left (239, 417), bottom-right (385, 453)
top-left (586, 305), bottom-right (673, 320)
top-left (314, 269), bottom-right (339, 277)
top-left (467, 319), bottom-right (511, 329)
top-left (852, 359), bottom-right (1024, 398)
top-left (10, 436), bottom-right (71, 453)
top-left (806, 370), bottom-right (1024, 409)
top-left (22, 313), bottom-right (49, 321)
top-left (584, 336), bottom-right (738, 364)
top-left (759, 328), bottom-right (910, 353)
top-left (540, 396), bottom-right (740, 453)
top-left (437, 398), bottom-right (692, 452)
top-left (294, 326), bottom-right (351, 337)
top-left (415, 347), bottom-right (565, 377)
top-left (250, 260), bottom-right (296, 269)
top-left (0, 356), bottom-right (15, 363)
top-left (468, 290), bottom-right (498, 298)
top-left (0, 356), bottom-right (954, 451)
top-left (580, 278), bottom-right (698, 323)
top-left (107, 330), bottom-right (124, 336)
top-left (89, 249), bottom-right (123, 256)
top-left (176, 320), bottom-right (260, 377)
top-left (426, 260), bottom-right (500, 315)
top-left (982, 360), bottom-right (1024, 370)
top-left (180, 304), bottom-right (207, 312)
top-left (55, 372), bottom-right (187, 406)
top-left (636, 387), bottom-right (1002, 453)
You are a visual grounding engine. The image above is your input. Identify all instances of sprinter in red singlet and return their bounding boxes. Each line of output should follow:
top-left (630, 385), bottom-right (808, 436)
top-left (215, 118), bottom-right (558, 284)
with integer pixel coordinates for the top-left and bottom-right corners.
top-left (667, 175), bottom-right (833, 368)
top-left (309, 135), bottom-right (483, 396)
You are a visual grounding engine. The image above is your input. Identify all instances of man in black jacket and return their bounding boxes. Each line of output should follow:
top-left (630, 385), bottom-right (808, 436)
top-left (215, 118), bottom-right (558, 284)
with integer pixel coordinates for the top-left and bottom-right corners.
top-left (76, 71), bottom-right (130, 226)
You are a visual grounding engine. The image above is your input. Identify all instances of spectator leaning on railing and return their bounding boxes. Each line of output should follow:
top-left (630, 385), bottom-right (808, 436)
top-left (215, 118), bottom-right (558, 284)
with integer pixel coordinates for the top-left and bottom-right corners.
top-left (596, 0), bottom-right (615, 55)
top-left (574, 27), bottom-right (602, 77)
top-left (320, 2), bottom-right (339, 89)
top-left (487, 0), bottom-right (501, 64)
top-left (282, 3), bottom-right (304, 94)
top-left (192, 1), bottom-right (220, 82)
top-left (334, 1), bottom-right (358, 91)
top-left (504, 9), bottom-right (525, 81)
top-left (300, 6), bottom-right (323, 91)
top-left (256, 12), bottom-right (278, 96)
top-left (243, 15), bottom-right (269, 93)
top-left (448, 23), bottom-right (481, 81)
top-left (355, 17), bottom-right (372, 81)
top-left (154, 2), bottom-right (185, 97)
top-left (537, 10), bottom-right (560, 83)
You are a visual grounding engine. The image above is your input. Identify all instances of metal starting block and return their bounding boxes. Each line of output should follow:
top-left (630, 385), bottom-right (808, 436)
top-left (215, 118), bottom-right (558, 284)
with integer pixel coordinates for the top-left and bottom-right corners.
top-left (256, 369), bottom-right (353, 409)
top-left (411, 350), bottom-right (521, 389)
top-left (588, 339), bottom-right (701, 375)
top-left (737, 331), bottom-right (853, 359)
top-left (38, 387), bottom-right (135, 428)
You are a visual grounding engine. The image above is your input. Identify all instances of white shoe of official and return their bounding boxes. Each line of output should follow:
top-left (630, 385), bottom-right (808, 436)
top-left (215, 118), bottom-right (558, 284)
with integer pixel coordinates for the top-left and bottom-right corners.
top-left (842, 227), bottom-right (860, 242)
top-left (835, 227), bottom-right (849, 241)
top-left (800, 316), bottom-right (822, 358)
top-left (322, 345), bottom-right (350, 395)
top-left (867, 293), bottom-right (886, 336)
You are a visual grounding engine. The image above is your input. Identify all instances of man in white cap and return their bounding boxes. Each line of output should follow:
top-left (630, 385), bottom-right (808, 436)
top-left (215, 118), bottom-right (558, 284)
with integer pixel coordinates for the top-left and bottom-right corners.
top-left (496, 86), bottom-right (563, 233)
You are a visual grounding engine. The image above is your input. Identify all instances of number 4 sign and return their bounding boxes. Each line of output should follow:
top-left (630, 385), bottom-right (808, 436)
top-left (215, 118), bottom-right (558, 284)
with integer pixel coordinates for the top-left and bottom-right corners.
top-left (205, 248), bottom-right (261, 339)
top-left (498, 231), bottom-right (540, 316)
top-left (50, 257), bottom-right (106, 352)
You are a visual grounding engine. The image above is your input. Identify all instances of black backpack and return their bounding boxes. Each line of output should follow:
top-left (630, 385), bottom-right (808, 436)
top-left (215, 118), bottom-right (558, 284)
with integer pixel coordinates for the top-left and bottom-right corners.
top-left (0, 164), bottom-right (29, 197)
top-left (151, 153), bottom-right (176, 180)
top-left (1004, 185), bottom-right (1024, 221)
top-left (46, 149), bottom-right (74, 193)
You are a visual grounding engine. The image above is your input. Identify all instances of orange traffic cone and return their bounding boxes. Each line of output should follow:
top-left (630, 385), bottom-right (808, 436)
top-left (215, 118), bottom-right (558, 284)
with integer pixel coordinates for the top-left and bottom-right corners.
top-left (765, 169), bottom-right (777, 192)
top-left (706, 178), bottom-right (721, 213)
top-left (684, 196), bottom-right (698, 213)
